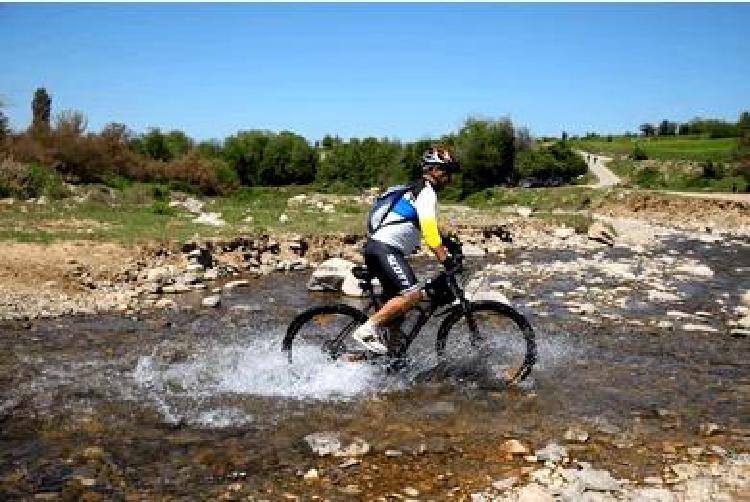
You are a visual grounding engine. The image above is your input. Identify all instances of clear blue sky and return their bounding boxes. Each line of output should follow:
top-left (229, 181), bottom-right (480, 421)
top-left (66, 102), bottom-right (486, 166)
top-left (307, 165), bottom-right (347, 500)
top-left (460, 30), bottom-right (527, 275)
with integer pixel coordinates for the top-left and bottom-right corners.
top-left (1, 3), bottom-right (748, 142)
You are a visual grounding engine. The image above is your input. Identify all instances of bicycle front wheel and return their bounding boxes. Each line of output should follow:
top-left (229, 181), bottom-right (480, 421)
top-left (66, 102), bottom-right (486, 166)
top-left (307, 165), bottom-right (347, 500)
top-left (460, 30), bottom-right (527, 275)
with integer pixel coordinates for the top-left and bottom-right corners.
top-left (283, 304), bottom-right (368, 363)
top-left (436, 301), bottom-right (536, 383)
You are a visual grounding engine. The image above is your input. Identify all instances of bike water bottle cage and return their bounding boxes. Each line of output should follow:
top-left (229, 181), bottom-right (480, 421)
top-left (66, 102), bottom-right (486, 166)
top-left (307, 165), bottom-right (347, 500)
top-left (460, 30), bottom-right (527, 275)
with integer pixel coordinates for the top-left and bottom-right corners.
top-left (367, 183), bottom-right (417, 236)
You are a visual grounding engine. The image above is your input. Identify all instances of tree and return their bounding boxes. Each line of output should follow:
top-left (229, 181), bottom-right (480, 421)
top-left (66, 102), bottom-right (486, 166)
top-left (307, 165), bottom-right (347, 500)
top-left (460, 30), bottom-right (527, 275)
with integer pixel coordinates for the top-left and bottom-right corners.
top-left (657, 120), bottom-right (677, 136)
top-left (257, 132), bottom-right (316, 185)
top-left (55, 110), bottom-right (87, 135)
top-left (454, 117), bottom-right (516, 195)
top-left (133, 128), bottom-right (171, 162)
top-left (639, 123), bottom-right (656, 137)
top-left (678, 123), bottom-right (691, 136)
top-left (164, 130), bottom-right (193, 160)
top-left (223, 130), bottom-right (271, 185)
top-left (31, 87), bottom-right (51, 134)
top-left (0, 100), bottom-right (9, 145)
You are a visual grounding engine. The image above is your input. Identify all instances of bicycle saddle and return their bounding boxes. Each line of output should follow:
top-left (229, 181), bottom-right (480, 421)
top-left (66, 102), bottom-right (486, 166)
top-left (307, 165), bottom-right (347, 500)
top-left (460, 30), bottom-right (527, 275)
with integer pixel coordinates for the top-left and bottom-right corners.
top-left (351, 265), bottom-right (373, 281)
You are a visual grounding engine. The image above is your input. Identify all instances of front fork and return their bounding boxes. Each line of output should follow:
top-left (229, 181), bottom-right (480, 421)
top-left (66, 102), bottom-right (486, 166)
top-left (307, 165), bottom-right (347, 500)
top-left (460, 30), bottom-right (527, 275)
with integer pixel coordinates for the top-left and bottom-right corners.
top-left (446, 273), bottom-right (481, 345)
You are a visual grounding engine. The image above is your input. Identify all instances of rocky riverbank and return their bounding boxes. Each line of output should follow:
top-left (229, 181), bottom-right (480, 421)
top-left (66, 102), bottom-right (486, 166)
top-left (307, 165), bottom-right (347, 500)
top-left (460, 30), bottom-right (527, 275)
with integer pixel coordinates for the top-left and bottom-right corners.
top-left (1, 203), bottom-right (749, 327)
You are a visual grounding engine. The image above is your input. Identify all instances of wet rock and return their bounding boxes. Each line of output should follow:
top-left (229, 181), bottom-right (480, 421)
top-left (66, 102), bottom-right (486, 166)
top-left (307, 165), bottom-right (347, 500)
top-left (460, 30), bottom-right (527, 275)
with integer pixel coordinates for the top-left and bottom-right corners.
top-left (699, 422), bottom-right (722, 437)
top-left (403, 487), bottom-right (419, 497)
top-left (307, 257), bottom-right (356, 292)
top-left (302, 468), bottom-right (318, 480)
top-left (675, 263), bottom-right (714, 278)
top-left (223, 280), bottom-right (249, 290)
top-left (741, 290), bottom-right (750, 308)
top-left (535, 442), bottom-right (567, 463)
top-left (564, 427), bottom-right (590, 443)
top-left (681, 324), bottom-right (718, 333)
top-left (588, 221), bottom-right (615, 247)
top-left (303, 432), bottom-right (370, 457)
top-left (341, 273), bottom-right (367, 297)
top-left (730, 328), bottom-right (750, 337)
top-left (202, 295), bottom-right (221, 308)
top-left (647, 290), bottom-right (681, 302)
top-left (161, 284), bottom-right (191, 294)
top-left (500, 439), bottom-right (530, 455)
top-left (737, 316), bottom-right (750, 329)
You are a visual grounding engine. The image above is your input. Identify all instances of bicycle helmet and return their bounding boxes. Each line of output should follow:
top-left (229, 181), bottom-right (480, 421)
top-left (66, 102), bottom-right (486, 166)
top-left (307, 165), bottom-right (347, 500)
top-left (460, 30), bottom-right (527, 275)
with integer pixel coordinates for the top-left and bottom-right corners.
top-left (421, 146), bottom-right (460, 173)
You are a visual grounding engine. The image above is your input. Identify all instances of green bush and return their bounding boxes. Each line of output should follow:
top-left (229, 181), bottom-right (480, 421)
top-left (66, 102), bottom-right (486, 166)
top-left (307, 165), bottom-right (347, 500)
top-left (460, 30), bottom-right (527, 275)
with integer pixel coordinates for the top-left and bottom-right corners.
top-left (150, 200), bottom-right (176, 215)
top-left (152, 185), bottom-right (169, 200)
top-left (632, 144), bottom-right (648, 160)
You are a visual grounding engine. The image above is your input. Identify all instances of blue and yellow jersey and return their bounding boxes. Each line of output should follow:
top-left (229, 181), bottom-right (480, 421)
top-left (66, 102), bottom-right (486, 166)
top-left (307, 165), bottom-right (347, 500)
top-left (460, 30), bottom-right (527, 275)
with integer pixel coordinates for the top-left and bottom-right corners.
top-left (371, 179), bottom-right (442, 254)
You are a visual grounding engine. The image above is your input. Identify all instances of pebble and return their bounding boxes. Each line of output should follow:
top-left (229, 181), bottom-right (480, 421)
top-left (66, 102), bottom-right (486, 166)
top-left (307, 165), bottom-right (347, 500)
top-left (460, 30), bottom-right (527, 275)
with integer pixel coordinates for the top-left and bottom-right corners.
top-left (201, 295), bottom-right (221, 308)
top-left (500, 439), bottom-right (530, 455)
top-left (385, 449), bottom-right (403, 457)
top-left (303, 468), bottom-right (318, 480)
top-left (681, 324), bottom-right (719, 333)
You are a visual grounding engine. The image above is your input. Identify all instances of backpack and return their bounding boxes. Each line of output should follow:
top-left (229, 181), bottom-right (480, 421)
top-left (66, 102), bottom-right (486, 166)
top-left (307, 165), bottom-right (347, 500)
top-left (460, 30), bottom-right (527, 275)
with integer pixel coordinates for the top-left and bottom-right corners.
top-left (367, 183), bottom-right (416, 236)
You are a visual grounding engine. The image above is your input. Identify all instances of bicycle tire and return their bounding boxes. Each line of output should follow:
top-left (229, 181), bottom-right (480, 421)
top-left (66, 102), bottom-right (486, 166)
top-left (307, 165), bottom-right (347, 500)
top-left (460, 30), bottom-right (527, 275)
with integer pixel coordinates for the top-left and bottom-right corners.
top-left (435, 300), bottom-right (536, 383)
top-left (283, 304), bottom-right (368, 363)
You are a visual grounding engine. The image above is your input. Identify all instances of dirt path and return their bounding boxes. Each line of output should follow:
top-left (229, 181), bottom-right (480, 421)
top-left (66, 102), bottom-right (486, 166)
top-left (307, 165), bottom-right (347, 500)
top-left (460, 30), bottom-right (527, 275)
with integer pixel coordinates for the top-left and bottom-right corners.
top-left (577, 150), bottom-right (621, 187)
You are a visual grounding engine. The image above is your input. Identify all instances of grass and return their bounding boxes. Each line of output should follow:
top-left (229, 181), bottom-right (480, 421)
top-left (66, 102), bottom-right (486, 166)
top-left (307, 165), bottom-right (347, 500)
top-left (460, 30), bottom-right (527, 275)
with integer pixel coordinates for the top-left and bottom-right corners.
top-left (0, 184), bottom-right (371, 244)
top-left (608, 159), bottom-right (748, 192)
top-left (569, 136), bottom-right (738, 161)
top-left (464, 186), bottom-right (606, 211)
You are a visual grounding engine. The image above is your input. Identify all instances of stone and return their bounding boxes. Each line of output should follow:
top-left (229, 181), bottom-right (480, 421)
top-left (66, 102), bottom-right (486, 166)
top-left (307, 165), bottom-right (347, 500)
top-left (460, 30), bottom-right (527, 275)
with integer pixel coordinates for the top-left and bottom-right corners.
top-left (517, 206), bottom-right (533, 218)
top-left (587, 221), bottom-right (615, 247)
top-left (699, 422), bottom-right (722, 437)
top-left (202, 295), bottom-right (221, 308)
top-left (203, 268), bottom-right (220, 281)
top-left (535, 442), bottom-right (567, 463)
top-left (304, 432), bottom-right (342, 456)
top-left (279, 213), bottom-right (289, 223)
top-left (402, 487), bottom-right (419, 497)
top-left (341, 273), bottom-right (366, 297)
top-left (467, 290), bottom-right (510, 304)
top-left (554, 227), bottom-right (576, 240)
top-left (385, 449), bottom-right (403, 457)
top-left (730, 328), bottom-right (750, 337)
top-left (192, 212), bottom-right (226, 227)
top-left (681, 324), bottom-right (718, 333)
top-left (671, 463), bottom-right (700, 480)
top-left (741, 290), bottom-right (750, 308)
top-left (161, 284), bottom-right (191, 294)
top-left (629, 487), bottom-right (676, 501)
top-left (575, 468), bottom-right (621, 491)
top-left (223, 280), bottom-right (250, 290)
top-left (334, 438), bottom-right (370, 457)
top-left (647, 290), bottom-right (681, 302)
top-left (307, 257), bottom-right (356, 292)
top-left (737, 316), bottom-right (750, 329)
top-left (338, 458), bottom-right (361, 469)
top-left (517, 484), bottom-right (554, 502)
top-left (303, 468), bottom-right (319, 480)
top-left (675, 264), bottom-right (714, 278)
top-left (491, 477), bottom-right (517, 491)
top-left (564, 427), bottom-right (590, 443)
top-left (500, 439), bottom-right (530, 455)
top-left (462, 243), bottom-right (486, 256)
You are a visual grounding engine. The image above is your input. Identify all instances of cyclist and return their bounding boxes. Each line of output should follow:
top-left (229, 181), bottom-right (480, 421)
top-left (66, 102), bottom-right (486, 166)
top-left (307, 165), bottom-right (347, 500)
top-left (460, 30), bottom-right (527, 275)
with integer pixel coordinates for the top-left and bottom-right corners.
top-left (351, 146), bottom-right (460, 354)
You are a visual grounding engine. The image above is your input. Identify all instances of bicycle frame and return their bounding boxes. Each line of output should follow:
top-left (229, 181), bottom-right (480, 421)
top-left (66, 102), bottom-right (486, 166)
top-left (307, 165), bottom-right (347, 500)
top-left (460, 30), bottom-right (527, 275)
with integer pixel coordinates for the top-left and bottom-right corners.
top-left (358, 264), bottom-right (475, 359)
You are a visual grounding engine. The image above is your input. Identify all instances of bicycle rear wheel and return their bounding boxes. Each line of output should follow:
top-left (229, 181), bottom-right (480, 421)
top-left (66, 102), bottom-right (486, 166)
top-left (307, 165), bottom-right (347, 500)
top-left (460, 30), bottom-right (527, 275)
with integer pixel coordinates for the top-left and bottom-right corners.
top-left (283, 304), bottom-right (368, 363)
top-left (436, 301), bottom-right (536, 383)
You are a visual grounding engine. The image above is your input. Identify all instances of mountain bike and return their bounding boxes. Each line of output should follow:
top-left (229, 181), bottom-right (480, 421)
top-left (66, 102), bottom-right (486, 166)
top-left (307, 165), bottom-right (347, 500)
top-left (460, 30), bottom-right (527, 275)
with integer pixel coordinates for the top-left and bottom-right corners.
top-left (282, 236), bottom-right (536, 384)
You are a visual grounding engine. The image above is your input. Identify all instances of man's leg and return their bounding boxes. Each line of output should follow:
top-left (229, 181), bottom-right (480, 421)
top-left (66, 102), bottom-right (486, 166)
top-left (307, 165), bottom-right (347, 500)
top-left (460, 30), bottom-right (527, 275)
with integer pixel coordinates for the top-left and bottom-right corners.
top-left (353, 242), bottom-right (419, 354)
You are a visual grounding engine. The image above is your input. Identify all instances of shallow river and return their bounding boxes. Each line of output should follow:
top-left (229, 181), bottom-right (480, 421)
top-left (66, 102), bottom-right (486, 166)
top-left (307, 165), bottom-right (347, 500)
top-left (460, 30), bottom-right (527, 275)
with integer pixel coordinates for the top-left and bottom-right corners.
top-left (1, 235), bottom-right (749, 499)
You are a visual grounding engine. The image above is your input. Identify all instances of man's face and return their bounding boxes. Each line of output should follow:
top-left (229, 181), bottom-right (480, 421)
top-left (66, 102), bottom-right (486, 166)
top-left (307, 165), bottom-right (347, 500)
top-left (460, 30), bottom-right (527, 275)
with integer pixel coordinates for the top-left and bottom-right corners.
top-left (430, 166), bottom-right (453, 189)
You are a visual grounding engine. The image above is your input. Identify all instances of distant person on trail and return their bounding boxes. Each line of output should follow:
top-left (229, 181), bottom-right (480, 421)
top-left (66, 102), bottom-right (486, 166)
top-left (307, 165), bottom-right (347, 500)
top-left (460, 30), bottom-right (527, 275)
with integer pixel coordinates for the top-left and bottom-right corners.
top-left (351, 147), bottom-right (460, 354)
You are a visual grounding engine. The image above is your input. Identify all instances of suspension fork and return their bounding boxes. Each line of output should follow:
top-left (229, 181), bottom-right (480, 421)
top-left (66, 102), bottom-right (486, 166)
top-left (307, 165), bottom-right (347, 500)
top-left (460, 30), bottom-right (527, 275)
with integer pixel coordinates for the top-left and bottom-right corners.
top-left (446, 271), bottom-right (480, 341)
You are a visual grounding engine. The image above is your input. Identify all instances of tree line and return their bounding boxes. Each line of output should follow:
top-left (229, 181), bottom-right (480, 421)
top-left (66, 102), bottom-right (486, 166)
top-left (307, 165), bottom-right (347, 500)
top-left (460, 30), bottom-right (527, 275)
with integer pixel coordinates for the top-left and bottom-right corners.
top-left (1, 88), bottom-right (587, 198)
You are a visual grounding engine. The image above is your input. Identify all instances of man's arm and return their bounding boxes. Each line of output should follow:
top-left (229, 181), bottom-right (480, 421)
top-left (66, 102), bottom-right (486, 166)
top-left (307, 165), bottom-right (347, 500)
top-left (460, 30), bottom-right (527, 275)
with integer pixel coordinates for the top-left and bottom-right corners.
top-left (414, 186), bottom-right (449, 263)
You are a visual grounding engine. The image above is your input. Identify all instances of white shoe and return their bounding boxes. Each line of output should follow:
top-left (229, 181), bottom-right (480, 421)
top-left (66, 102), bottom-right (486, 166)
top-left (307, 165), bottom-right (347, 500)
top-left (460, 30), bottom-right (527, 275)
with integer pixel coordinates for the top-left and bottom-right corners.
top-left (351, 322), bottom-right (388, 355)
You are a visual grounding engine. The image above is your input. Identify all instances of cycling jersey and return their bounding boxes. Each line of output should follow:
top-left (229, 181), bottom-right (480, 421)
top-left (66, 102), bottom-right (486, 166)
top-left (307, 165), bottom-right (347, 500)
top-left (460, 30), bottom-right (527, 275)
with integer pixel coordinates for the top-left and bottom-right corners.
top-left (370, 179), bottom-right (442, 255)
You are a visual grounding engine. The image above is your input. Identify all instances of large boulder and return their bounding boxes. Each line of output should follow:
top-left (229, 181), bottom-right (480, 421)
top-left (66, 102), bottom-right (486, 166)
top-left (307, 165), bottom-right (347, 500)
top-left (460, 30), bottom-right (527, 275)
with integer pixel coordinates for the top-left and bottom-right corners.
top-left (307, 258), bottom-right (357, 292)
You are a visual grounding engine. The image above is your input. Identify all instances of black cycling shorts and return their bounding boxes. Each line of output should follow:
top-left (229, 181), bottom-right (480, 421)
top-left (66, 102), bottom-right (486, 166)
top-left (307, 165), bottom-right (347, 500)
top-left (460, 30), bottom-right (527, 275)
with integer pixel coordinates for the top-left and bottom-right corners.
top-left (364, 239), bottom-right (419, 300)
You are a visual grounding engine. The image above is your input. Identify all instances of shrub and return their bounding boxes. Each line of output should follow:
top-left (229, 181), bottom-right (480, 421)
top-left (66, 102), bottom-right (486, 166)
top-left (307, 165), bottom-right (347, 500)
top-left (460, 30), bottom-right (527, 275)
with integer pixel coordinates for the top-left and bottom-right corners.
top-left (151, 200), bottom-right (176, 215)
top-left (632, 144), bottom-right (648, 160)
top-left (152, 185), bottom-right (169, 200)
top-left (0, 158), bottom-right (68, 199)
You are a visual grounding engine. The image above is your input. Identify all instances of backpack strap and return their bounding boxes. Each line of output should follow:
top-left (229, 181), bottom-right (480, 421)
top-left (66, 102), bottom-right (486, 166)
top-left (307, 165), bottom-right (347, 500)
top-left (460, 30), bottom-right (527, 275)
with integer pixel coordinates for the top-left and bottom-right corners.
top-left (374, 181), bottom-right (420, 231)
